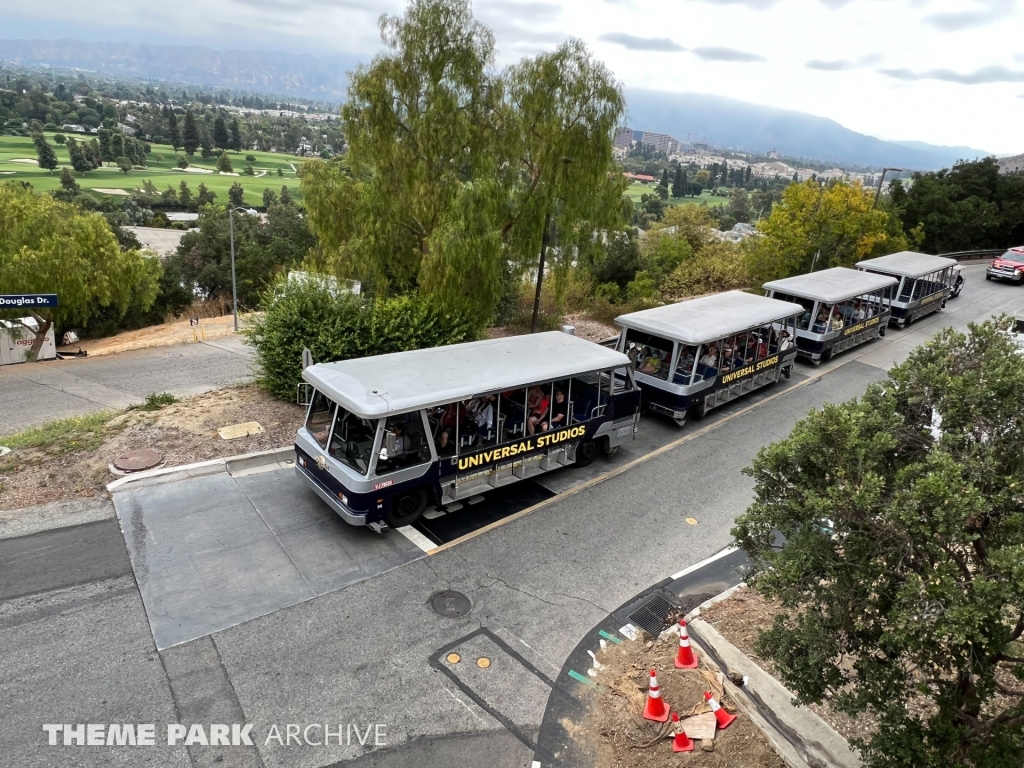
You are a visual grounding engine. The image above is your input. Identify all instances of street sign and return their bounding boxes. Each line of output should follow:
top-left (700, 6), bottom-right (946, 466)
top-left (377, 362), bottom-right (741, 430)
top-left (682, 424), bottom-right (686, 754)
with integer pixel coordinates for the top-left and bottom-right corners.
top-left (0, 294), bottom-right (59, 309)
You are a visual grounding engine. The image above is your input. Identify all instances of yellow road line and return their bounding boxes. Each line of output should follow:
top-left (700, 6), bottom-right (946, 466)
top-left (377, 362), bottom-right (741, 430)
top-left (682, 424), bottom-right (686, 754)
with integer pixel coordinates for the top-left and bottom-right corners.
top-left (427, 365), bottom-right (835, 556)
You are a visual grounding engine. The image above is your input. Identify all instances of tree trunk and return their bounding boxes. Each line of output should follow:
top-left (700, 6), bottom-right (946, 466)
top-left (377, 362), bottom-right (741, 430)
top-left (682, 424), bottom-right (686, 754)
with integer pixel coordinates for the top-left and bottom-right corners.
top-left (27, 315), bottom-right (53, 361)
top-left (530, 213), bottom-right (552, 334)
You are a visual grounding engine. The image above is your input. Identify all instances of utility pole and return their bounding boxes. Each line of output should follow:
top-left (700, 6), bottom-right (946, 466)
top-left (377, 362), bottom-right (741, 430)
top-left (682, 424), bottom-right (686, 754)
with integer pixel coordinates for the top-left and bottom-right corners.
top-left (873, 167), bottom-right (902, 208)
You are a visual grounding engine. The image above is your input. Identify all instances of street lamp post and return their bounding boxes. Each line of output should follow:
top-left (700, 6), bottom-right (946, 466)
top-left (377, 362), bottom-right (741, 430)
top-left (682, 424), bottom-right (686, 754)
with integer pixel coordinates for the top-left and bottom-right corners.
top-left (873, 167), bottom-right (903, 208)
top-left (227, 206), bottom-right (250, 331)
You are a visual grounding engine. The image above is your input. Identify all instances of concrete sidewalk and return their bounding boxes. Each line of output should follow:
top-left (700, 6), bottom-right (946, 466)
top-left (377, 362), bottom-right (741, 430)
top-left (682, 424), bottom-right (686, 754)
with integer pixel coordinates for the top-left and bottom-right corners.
top-left (0, 336), bottom-right (254, 435)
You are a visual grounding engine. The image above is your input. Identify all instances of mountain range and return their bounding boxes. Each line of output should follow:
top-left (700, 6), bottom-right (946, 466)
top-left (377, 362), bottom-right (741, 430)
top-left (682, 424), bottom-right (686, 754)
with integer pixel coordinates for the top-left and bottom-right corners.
top-left (0, 38), bottom-right (997, 170)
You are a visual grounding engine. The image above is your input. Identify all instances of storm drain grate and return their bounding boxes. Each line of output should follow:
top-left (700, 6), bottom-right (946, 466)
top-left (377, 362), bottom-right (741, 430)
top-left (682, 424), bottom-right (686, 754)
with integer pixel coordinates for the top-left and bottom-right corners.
top-left (627, 593), bottom-right (678, 637)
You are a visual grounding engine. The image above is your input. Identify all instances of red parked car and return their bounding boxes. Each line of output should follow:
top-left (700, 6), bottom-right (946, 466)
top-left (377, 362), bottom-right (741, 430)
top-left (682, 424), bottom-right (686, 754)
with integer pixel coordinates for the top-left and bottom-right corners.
top-left (987, 247), bottom-right (1024, 284)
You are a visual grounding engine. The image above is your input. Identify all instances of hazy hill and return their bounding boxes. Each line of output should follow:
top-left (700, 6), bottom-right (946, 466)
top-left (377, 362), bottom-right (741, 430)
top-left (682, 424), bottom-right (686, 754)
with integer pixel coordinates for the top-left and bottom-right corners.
top-left (0, 39), bottom-right (997, 170)
top-left (0, 38), bottom-right (354, 99)
top-left (623, 89), bottom-right (990, 170)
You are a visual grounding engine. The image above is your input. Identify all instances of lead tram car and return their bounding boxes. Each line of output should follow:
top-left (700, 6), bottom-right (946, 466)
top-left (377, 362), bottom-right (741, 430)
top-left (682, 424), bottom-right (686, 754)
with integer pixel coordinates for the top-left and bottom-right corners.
top-left (763, 267), bottom-right (898, 365)
top-left (856, 251), bottom-right (957, 328)
top-left (294, 332), bottom-right (641, 531)
top-left (614, 291), bottom-right (801, 427)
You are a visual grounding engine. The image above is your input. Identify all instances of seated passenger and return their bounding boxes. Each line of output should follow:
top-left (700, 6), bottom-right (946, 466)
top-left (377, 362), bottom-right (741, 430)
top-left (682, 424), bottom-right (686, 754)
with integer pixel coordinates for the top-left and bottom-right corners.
top-left (830, 312), bottom-right (844, 332)
top-left (677, 349), bottom-right (696, 376)
top-left (469, 396), bottom-right (494, 433)
top-left (638, 349), bottom-right (662, 376)
top-left (720, 347), bottom-right (735, 371)
top-left (700, 345), bottom-right (719, 370)
top-left (527, 386), bottom-right (550, 436)
top-left (438, 401), bottom-right (469, 453)
top-left (779, 330), bottom-right (794, 351)
top-left (542, 389), bottom-right (568, 431)
top-left (853, 302), bottom-right (867, 322)
top-left (813, 309), bottom-right (829, 332)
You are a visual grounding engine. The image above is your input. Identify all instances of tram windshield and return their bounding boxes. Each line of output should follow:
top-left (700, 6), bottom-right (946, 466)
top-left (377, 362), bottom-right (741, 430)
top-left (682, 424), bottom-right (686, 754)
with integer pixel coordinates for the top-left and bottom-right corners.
top-left (327, 406), bottom-right (377, 475)
top-left (624, 329), bottom-right (673, 381)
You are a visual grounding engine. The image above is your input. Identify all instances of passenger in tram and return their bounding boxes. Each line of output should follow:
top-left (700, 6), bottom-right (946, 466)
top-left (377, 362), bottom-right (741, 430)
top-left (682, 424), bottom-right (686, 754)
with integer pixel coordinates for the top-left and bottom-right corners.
top-left (720, 346), bottom-right (735, 371)
top-left (469, 396), bottom-right (494, 437)
top-left (779, 330), bottom-right (794, 351)
top-left (798, 308), bottom-right (812, 331)
top-left (676, 347), bottom-right (696, 378)
top-left (830, 311), bottom-right (844, 332)
top-left (853, 301), bottom-right (867, 322)
top-left (638, 348), bottom-right (663, 376)
top-left (813, 307), bottom-right (830, 332)
top-left (437, 401), bottom-right (469, 454)
top-left (526, 386), bottom-right (550, 436)
top-left (542, 389), bottom-right (568, 432)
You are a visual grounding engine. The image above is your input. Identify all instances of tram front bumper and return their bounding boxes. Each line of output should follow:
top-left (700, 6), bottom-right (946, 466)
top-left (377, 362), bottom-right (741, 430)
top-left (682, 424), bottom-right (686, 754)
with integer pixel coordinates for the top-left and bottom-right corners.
top-left (295, 462), bottom-right (368, 526)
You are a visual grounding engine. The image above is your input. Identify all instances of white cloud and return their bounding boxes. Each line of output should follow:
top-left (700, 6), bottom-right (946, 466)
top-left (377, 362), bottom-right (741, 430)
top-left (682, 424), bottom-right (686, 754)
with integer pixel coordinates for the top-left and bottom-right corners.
top-left (597, 33), bottom-right (685, 51)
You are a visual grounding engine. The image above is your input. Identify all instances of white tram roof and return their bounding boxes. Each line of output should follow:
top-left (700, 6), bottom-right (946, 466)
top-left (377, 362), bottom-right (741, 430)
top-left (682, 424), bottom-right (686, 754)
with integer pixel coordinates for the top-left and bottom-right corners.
top-left (302, 331), bottom-right (631, 417)
top-left (856, 251), bottom-right (957, 278)
top-left (763, 267), bottom-right (897, 304)
top-left (614, 291), bottom-right (802, 346)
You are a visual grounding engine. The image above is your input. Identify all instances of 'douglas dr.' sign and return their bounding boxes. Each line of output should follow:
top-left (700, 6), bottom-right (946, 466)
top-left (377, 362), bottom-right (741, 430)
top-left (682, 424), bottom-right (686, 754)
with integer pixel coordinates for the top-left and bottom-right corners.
top-left (0, 294), bottom-right (59, 309)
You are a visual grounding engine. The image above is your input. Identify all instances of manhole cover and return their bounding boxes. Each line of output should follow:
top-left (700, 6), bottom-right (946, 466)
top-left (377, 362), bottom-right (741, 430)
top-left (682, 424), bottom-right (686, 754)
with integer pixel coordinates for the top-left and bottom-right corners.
top-left (113, 448), bottom-right (164, 472)
top-left (430, 590), bottom-right (472, 618)
top-left (627, 593), bottom-right (679, 637)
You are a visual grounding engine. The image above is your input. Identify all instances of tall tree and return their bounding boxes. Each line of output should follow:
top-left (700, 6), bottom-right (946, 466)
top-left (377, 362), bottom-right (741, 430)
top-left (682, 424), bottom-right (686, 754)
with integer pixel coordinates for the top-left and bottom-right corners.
top-left (734, 319), bottom-right (1024, 768)
top-left (672, 165), bottom-right (684, 198)
top-left (229, 117), bottom-right (242, 151)
top-left (743, 179), bottom-right (915, 284)
top-left (0, 184), bottom-right (157, 357)
top-left (178, 180), bottom-right (193, 208)
top-left (182, 109), bottom-right (200, 156)
top-left (661, 168), bottom-right (669, 188)
top-left (229, 182), bottom-right (245, 207)
top-left (167, 110), bottom-right (182, 152)
top-left (59, 167), bottom-right (80, 195)
top-left (33, 132), bottom-right (58, 174)
top-left (98, 128), bottom-right (115, 163)
top-left (196, 183), bottom-right (216, 206)
top-left (66, 139), bottom-right (93, 174)
top-left (213, 115), bottom-right (230, 150)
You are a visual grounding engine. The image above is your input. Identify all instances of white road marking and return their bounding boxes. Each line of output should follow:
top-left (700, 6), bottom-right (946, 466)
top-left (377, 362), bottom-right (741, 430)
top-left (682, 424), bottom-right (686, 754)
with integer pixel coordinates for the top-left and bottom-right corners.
top-left (396, 525), bottom-right (435, 553)
top-left (670, 546), bottom-right (740, 581)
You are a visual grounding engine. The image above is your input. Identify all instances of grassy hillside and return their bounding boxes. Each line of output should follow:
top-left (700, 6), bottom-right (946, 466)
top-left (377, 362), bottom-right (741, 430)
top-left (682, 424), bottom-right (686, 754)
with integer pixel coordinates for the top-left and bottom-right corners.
top-left (624, 182), bottom-right (726, 208)
top-left (0, 133), bottom-right (303, 206)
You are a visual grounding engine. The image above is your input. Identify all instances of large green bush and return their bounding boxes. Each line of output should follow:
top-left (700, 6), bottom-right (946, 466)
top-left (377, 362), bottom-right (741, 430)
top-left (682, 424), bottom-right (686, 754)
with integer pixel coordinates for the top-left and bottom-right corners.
top-left (244, 276), bottom-right (477, 400)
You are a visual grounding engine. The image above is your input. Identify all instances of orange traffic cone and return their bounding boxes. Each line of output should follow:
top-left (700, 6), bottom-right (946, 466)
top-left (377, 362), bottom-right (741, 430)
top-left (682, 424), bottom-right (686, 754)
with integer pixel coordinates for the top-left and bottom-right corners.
top-left (704, 690), bottom-right (737, 730)
top-left (674, 620), bottom-right (699, 669)
top-left (671, 712), bottom-right (694, 753)
top-left (642, 669), bottom-right (670, 723)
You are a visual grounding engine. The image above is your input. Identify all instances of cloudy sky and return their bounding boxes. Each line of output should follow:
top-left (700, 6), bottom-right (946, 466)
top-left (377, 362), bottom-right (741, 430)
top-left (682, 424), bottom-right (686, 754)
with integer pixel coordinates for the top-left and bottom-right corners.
top-left (3, 0), bottom-right (1023, 153)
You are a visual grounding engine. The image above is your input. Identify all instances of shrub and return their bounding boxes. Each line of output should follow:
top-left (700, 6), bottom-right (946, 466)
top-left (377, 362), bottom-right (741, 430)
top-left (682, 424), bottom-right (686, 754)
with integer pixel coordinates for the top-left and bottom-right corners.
top-left (177, 156), bottom-right (189, 169)
top-left (662, 240), bottom-right (749, 299)
top-left (217, 153), bottom-right (233, 173)
top-left (245, 154), bottom-right (257, 162)
top-left (243, 276), bottom-right (476, 400)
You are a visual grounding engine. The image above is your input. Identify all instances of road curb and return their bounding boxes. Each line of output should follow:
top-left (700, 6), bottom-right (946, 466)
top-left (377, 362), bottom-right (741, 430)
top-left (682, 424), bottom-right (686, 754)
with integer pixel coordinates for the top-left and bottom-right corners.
top-left (105, 446), bottom-right (294, 492)
top-left (687, 616), bottom-right (862, 768)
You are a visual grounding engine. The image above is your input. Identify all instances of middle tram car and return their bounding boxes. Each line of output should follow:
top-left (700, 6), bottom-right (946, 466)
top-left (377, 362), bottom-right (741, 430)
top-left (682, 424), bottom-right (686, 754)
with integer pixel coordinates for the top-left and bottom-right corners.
top-left (615, 291), bottom-right (800, 427)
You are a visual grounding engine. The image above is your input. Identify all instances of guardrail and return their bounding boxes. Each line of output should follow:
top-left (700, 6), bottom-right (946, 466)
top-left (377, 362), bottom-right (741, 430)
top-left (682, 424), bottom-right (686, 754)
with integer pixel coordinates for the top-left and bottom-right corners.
top-left (940, 249), bottom-right (1005, 262)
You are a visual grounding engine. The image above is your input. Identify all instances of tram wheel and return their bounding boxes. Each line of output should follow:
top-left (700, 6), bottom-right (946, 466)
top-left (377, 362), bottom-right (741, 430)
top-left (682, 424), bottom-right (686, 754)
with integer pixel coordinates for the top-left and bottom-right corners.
top-left (695, 399), bottom-right (710, 419)
top-left (822, 348), bottom-right (834, 362)
top-left (782, 366), bottom-right (791, 380)
top-left (385, 489), bottom-right (427, 527)
top-left (574, 439), bottom-right (599, 467)
top-left (673, 412), bottom-right (689, 428)
top-left (878, 326), bottom-right (886, 337)
top-left (811, 358), bottom-right (821, 367)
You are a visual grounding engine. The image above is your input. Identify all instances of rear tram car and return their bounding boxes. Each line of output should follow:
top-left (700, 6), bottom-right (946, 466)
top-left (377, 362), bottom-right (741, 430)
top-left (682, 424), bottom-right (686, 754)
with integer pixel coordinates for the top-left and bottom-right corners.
top-left (856, 252), bottom-right (957, 328)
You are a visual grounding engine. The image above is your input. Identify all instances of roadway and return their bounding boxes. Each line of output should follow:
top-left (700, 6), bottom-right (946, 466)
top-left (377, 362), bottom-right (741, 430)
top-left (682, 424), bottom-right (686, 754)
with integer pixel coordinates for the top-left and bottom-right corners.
top-left (0, 263), bottom-right (1019, 768)
top-left (0, 336), bottom-right (254, 436)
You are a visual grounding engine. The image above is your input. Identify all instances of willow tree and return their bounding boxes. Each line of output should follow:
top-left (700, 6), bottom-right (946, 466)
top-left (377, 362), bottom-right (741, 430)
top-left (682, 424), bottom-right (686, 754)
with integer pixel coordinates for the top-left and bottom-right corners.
top-left (0, 183), bottom-right (158, 357)
top-left (501, 38), bottom-right (627, 330)
top-left (303, 0), bottom-right (502, 327)
top-left (302, 0), bottom-right (627, 330)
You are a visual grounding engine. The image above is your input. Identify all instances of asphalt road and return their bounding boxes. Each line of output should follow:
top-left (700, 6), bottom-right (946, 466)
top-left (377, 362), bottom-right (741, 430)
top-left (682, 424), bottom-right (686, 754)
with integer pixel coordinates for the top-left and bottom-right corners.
top-left (1, 264), bottom-right (1019, 768)
top-left (0, 336), bottom-right (254, 436)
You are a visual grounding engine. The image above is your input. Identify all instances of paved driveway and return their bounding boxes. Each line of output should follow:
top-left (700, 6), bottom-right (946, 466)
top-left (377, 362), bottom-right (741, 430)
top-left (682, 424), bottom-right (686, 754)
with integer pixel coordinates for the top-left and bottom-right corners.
top-left (0, 337), bottom-right (254, 435)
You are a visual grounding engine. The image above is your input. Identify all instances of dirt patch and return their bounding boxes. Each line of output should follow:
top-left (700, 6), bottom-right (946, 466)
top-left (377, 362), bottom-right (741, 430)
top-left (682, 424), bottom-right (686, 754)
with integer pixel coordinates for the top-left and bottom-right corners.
top-left (585, 633), bottom-right (785, 768)
top-left (700, 587), bottom-right (878, 744)
top-left (484, 315), bottom-right (618, 344)
top-left (62, 314), bottom-right (242, 356)
top-left (0, 385), bottom-right (303, 512)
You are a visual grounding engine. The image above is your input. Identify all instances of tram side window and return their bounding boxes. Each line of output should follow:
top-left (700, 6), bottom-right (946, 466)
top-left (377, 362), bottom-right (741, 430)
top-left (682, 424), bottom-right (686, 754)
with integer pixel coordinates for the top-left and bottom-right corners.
top-left (899, 277), bottom-right (915, 301)
top-left (774, 293), bottom-right (814, 331)
top-left (720, 334), bottom-right (738, 371)
top-left (467, 394), bottom-right (497, 444)
top-left (376, 413), bottom-right (430, 475)
top-left (328, 406), bottom-right (377, 475)
top-left (754, 326), bottom-right (772, 360)
top-left (495, 388), bottom-right (527, 443)
top-left (625, 330), bottom-right (672, 381)
top-left (306, 390), bottom-right (335, 448)
top-left (674, 345), bottom-right (698, 385)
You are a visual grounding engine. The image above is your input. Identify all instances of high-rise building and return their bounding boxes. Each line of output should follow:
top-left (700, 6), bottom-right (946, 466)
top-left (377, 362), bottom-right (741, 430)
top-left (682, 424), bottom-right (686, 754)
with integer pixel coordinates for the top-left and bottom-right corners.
top-left (613, 127), bottom-right (633, 149)
top-left (638, 131), bottom-right (683, 155)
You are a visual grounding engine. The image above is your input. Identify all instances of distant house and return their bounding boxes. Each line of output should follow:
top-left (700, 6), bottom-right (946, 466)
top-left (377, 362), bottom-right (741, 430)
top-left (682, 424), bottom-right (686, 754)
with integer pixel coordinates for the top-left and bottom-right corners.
top-left (61, 124), bottom-right (86, 134)
top-left (624, 172), bottom-right (658, 184)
